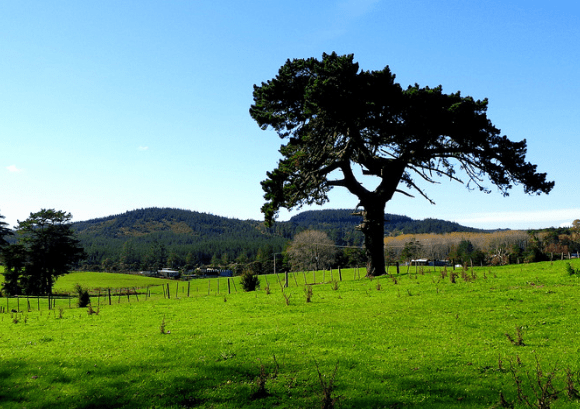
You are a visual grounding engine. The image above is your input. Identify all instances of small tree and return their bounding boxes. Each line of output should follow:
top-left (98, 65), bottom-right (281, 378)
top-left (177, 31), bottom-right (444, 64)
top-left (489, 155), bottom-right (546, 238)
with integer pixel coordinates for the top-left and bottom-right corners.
top-left (240, 270), bottom-right (260, 292)
top-left (75, 284), bottom-right (91, 308)
top-left (286, 230), bottom-right (337, 272)
top-left (401, 239), bottom-right (422, 264)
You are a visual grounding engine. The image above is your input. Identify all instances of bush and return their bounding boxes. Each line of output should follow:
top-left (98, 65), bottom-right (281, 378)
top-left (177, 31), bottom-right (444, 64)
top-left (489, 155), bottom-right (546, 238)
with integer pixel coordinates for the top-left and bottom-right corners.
top-left (240, 270), bottom-right (260, 292)
top-left (74, 284), bottom-right (91, 308)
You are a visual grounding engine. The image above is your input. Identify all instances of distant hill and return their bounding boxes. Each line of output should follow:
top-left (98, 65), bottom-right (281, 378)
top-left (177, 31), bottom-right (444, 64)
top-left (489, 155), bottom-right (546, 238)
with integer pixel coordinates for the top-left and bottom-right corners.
top-left (71, 207), bottom-right (485, 269)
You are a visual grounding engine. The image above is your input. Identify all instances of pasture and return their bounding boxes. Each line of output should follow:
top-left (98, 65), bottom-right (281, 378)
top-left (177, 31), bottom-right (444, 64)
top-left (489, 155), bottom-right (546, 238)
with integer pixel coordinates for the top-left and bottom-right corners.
top-left (1, 261), bottom-right (580, 408)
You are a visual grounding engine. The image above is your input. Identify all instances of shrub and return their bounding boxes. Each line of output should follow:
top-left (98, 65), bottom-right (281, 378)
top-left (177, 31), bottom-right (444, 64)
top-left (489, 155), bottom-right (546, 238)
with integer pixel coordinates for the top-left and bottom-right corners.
top-left (240, 270), bottom-right (260, 292)
top-left (74, 284), bottom-right (91, 308)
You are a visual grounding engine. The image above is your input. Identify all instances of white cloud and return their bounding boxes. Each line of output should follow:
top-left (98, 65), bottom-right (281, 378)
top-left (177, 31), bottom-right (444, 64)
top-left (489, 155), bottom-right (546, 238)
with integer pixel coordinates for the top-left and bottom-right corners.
top-left (6, 165), bottom-right (22, 173)
top-left (138, 146), bottom-right (149, 151)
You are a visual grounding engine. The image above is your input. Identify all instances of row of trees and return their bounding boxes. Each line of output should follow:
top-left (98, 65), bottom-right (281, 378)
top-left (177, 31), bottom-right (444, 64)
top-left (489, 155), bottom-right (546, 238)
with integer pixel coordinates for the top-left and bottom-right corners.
top-left (0, 210), bottom-right (85, 296)
top-left (389, 224), bottom-right (580, 266)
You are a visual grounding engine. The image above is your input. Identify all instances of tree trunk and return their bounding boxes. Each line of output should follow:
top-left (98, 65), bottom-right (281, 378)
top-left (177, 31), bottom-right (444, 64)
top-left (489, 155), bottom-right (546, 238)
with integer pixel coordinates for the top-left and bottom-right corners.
top-left (357, 201), bottom-right (387, 276)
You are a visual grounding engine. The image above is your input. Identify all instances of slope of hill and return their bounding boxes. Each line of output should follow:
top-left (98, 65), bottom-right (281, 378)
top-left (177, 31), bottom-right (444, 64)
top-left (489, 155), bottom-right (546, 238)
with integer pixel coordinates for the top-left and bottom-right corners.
top-left (71, 207), bottom-right (485, 269)
top-left (73, 207), bottom-right (289, 268)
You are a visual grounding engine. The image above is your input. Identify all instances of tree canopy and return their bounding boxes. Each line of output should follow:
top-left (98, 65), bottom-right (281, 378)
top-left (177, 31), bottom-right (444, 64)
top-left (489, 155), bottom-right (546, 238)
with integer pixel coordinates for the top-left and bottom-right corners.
top-left (286, 229), bottom-right (337, 272)
top-left (2, 209), bottom-right (85, 296)
top-left (250, 52), bottom-right (554, 275)
top-left (0, 212), bottom-right (12, 248)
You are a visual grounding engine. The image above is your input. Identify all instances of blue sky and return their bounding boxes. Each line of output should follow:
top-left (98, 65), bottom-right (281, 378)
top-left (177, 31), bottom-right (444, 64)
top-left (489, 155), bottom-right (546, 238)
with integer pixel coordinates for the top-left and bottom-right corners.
top-left (1, 1), bottom-right (578, 230)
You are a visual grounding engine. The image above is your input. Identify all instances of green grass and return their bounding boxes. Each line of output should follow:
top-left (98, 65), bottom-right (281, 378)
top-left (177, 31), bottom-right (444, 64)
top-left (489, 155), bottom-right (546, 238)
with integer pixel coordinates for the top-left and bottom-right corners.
top-left (2, 261), bottom-right (580, 408)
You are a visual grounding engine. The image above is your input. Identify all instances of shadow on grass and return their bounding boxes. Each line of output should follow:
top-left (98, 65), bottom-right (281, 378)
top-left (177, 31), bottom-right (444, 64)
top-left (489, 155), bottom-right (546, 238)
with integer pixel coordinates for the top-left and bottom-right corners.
top-left (0, 356), bottom-right (506, 408)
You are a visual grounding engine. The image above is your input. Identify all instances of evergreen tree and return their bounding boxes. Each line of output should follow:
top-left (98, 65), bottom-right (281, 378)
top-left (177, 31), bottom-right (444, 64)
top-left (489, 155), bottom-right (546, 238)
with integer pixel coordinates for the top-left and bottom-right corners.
top-left (7, 210), bottom-right (85, 296)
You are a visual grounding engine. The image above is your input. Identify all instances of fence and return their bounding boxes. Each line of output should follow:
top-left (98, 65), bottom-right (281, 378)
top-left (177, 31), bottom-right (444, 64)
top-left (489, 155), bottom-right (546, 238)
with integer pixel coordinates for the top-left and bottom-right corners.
top-left (1, 267), bottom-right (375, 313)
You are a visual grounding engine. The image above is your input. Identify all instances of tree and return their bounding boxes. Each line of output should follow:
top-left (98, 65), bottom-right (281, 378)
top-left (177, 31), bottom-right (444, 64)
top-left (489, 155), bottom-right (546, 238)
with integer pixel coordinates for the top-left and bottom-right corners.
top-left (286, 230), bottom-right (336, 272)
top-left (250, 52), bottom-right (554, 276)
top-left (119, 239), bottom-right (140, 271)
top-left (400, 238), bottom-right (422, 264)
top-left (145, 240), bottom-right (167, 271)
top-left (1, 243), bottom-right (26, 295)
top-left (6, 209), bottom-right (85, 295)
top-left (0, 211), bottom-right (13, 248)
top-left (571, 220), bottom-right (580, 253)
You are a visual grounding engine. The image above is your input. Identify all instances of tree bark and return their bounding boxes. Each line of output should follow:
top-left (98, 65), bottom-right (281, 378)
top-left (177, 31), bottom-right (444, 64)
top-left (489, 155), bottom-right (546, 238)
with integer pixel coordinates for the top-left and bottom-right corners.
top-left (357, 200), bottom-right (387, 276)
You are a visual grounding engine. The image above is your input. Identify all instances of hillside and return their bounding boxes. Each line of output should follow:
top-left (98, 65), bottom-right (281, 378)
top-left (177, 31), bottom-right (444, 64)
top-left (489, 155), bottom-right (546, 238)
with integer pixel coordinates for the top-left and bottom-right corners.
top-left (72, 207), bottom-right (485, 269)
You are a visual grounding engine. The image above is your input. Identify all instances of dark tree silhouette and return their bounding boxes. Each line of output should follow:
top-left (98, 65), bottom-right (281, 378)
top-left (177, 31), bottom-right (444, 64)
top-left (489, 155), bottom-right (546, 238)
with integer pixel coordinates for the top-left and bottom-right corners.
top-left (250, 52), bottom-right (554, 276)
top-left (10, 209), bottom-right (85, 295)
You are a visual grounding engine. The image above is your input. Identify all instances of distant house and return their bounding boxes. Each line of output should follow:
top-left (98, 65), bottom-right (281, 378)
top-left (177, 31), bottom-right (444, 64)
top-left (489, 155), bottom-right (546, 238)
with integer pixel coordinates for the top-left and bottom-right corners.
top-left (410, 259), bottom-right (430, 266)
top-left (196, 268), bottom-right (233, 277)
top-left (139, 271), bottom-right (157, 277)
top-left (158, 268), bottom-right (180, 278)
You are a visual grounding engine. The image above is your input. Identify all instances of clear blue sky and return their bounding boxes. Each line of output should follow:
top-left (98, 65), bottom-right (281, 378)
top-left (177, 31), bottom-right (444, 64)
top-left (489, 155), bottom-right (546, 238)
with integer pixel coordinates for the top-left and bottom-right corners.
top-left (1, 1), bottom-right (578, 230)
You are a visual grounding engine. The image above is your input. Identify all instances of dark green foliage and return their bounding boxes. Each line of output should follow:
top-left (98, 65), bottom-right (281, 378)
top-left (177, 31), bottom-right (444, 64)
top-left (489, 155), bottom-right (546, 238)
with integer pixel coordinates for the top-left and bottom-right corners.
top-left (0, 212), bottom-right (13, 248)
top-left (71, 207), bottom-right (485, 272)
top-left (1, 243), bottom-right (26, 296)
top-left (251, 52), bottom-right (553, 276)
top-left (240, 270), bottom-right (260, 292)
top-left (74, 284), bottom-right (91, 308)
top-left (401, 238), bottom-right (422, 262)
top-left (5, 209), bottom-right (85, 296)
top-left (73, 207), bottom-right (289, 271)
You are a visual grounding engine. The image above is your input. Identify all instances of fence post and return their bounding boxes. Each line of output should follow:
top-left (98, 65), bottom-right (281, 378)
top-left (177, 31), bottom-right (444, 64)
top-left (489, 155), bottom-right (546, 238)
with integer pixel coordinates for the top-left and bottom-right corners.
top-left (228, 278), bottom-right (231, 294)
top-left (166, 283), bottom-right (170, 299)
top-left (396, 262), bottom-right (400, 275)
top-left (176, 282), bottom-right (179, 298)
top-left (187, 281), bottom-right (190, 297)
top-left (134, 288), bottom-right (139, 302)
top-left (338, 267), bottom-right (342, 282)
top-left (108, 288), bottom-right (112, 305)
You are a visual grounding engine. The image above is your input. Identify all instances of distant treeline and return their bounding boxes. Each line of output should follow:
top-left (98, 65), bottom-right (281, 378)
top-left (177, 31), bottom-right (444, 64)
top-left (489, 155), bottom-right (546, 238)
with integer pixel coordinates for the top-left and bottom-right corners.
top-left (385, 226), bottom-right (580, 266)
top-left (71, 207), bottom-right (488, 272)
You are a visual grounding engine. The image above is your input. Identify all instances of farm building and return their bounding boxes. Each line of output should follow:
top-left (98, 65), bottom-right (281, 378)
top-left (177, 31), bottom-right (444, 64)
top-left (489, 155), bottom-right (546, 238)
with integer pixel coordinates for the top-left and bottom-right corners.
top-left (158, 268), bottom-right (180, 278)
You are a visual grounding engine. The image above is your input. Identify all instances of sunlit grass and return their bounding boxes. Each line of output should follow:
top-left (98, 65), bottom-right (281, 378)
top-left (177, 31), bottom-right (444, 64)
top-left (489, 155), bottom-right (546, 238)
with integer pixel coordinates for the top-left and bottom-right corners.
top-left (1, 260), bottom-right (580, 408)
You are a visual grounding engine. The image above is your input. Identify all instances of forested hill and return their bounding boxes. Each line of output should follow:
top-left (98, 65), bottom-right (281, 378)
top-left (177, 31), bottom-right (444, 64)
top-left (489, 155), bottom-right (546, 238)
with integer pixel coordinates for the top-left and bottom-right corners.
top-left (72, 207), bottom-right (485, 270)
top-left (287, 209), bottom-right (486, 236)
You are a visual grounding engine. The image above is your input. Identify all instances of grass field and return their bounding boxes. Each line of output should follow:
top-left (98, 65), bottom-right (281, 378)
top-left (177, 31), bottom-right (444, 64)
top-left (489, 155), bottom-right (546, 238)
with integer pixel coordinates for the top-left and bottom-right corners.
top-left (2, 261), bottom-right (580, 408)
